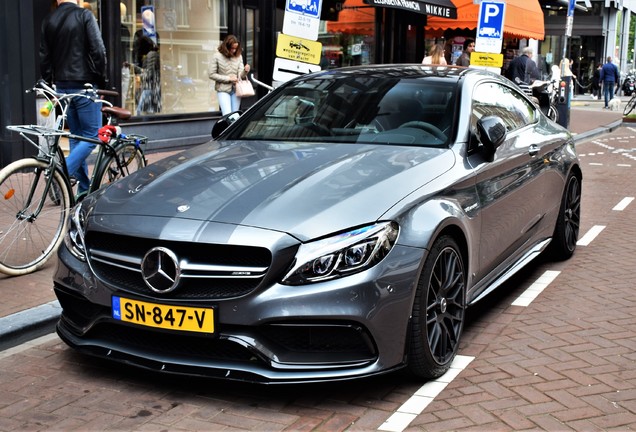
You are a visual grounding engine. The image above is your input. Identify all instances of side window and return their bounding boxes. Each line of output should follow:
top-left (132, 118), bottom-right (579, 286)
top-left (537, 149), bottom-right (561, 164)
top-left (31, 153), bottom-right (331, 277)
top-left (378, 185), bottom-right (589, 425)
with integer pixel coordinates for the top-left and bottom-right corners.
top-left (471, 82), bottom-right (536, 132)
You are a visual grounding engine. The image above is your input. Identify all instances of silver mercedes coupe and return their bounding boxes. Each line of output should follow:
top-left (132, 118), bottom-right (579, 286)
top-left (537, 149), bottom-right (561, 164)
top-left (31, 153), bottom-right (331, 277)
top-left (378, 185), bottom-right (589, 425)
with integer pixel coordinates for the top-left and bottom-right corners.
top-left (54, 65), bottom-right (581, 383)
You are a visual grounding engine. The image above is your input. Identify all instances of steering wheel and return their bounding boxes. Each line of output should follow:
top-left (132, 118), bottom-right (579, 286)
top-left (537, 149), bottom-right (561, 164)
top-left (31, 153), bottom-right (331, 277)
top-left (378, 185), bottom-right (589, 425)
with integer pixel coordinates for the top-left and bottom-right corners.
top-left (301, 122), bottom-right (333, 137)
top-left (399, 121), bottom-right (446, 142)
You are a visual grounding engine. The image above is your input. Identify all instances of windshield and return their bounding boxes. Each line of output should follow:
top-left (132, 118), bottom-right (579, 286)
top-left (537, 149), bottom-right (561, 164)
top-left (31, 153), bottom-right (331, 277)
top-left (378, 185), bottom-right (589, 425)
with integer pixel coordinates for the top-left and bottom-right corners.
top-left (225, 73), bottom-right (458, 147)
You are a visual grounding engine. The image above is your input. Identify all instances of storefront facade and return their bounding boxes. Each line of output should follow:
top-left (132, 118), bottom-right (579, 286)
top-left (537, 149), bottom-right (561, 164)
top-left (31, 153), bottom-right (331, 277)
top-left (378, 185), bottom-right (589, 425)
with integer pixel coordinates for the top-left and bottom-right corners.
top-left (542, 0), bottom-right (625, 95)
top-left (1, 0), bottom-right (634, 167)
top-left (1, 0), bottom-right (460, 166)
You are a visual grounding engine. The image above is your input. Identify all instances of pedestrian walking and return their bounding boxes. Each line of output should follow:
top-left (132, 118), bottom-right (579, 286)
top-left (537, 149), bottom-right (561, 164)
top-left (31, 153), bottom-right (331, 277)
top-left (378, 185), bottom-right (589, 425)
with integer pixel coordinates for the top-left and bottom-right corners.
top-left (505, 46), bottom-right (541, 85)
top-left (40, 0), bottom-right (107, 196)
top-left (454, 39), bottom-right (474, 67)
top-left (208, 35), bottom-right (251, 115)
top-left (600, 56), bottom-right (620, 109)
top-left (422, 44), bottom-right (447, 65)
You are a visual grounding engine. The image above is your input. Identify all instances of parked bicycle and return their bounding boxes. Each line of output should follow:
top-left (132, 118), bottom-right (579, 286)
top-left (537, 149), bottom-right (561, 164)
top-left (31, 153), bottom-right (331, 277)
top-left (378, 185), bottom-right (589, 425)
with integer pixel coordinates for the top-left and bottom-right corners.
top-left (0, 80), bottom-right (148, 276)
top-left (624, 91), bottom-right (636, 116)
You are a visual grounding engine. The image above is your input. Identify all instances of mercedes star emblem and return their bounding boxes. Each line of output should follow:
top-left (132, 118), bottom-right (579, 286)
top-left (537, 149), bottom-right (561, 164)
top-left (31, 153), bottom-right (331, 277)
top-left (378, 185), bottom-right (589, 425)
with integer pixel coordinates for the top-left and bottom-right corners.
top-left (141, 247), bottom-right (181, 293)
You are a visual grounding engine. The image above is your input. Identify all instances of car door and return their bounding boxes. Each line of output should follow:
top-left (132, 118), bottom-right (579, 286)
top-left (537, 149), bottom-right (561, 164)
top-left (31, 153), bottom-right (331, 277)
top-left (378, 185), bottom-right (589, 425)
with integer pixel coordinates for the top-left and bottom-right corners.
top-left (469, 81), bottom-right (551, 280)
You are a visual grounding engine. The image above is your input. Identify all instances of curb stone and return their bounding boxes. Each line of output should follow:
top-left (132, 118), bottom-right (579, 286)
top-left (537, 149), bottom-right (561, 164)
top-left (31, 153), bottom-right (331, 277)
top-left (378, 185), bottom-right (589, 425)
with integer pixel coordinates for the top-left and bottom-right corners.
top-left (0, 301), bottom-right (61, 351)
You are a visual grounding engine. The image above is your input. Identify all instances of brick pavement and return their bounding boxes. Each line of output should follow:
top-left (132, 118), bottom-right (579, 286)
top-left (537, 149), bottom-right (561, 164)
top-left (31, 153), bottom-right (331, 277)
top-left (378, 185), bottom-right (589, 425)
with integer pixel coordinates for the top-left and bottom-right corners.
top-left (409, 125), bottom-right (636, 430)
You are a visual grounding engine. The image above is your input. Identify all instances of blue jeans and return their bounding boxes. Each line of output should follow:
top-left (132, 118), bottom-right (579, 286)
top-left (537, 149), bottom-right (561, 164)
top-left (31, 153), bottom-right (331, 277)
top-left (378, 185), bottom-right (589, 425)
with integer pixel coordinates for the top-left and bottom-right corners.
top-left (58, 88), bottom-right (101, 194)
top-left (604, 81), bottom-right (615, 107)
top-left (217, 90), bottom-right (240, 115)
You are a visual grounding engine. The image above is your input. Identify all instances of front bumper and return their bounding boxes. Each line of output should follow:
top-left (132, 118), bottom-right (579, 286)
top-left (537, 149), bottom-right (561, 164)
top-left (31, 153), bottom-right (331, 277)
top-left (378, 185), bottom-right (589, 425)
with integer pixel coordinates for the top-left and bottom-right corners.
top-left (54, 241), bottom-right (426, 383)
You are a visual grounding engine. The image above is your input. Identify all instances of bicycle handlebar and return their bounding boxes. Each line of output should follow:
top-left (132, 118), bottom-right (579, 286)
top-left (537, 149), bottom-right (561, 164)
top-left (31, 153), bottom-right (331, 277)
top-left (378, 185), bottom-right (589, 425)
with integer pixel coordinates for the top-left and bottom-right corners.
top-left (29, 81), bottom-right (133, 123)
top-left (31, 80), bottom-right (119, 100)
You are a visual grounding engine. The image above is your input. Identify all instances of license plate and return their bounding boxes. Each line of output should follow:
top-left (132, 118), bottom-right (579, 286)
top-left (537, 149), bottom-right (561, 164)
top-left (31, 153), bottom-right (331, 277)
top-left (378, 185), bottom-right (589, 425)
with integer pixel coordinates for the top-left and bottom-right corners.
top-left (112, 296), bottom-right (215, 334)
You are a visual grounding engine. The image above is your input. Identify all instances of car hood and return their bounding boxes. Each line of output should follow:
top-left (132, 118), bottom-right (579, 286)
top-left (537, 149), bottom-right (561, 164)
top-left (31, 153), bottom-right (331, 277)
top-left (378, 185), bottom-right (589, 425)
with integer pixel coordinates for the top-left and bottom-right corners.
top-left (93, 141), bottom-right (455, 241)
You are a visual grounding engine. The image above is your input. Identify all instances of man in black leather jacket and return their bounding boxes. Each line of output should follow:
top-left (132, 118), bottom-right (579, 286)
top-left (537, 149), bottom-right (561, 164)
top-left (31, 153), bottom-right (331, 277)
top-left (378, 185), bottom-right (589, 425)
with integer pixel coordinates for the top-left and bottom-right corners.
top-left (505, 47), bottom-right (541, 85)
top-left (40, 0), bottom-right (107, 196)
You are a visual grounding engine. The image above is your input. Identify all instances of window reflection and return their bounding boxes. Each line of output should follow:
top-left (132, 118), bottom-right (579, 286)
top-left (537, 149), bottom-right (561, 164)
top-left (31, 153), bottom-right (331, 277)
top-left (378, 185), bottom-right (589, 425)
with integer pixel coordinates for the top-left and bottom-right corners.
top-left (120, 0), bottom-right (228, 116)
top-left (471, 82), bottom-right (536, 132)
top-left (321, 0), bottom-right (375, 69)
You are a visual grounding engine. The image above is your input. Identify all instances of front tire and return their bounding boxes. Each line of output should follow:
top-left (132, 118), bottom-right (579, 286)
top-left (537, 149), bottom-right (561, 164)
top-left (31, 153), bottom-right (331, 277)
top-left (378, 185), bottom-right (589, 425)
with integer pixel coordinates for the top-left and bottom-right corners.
top-left (624, 96), bottom-right (636, 116)
top-left (0, 158), bottom-right (71, 275)
top-left (408, 235), bottom-right (466, 379)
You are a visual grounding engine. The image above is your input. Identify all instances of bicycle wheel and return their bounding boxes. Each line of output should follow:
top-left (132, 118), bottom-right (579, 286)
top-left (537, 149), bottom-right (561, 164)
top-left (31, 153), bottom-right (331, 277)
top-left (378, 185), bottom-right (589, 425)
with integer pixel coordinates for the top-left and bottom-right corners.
top-left (94, 144), bottom-right (146, 190)
top-left (623, 95), bottom-right (636, 116)
top-left (0, 158), bottom-right (72, 275)
top-left (547, 104), bottom-right (559, 122)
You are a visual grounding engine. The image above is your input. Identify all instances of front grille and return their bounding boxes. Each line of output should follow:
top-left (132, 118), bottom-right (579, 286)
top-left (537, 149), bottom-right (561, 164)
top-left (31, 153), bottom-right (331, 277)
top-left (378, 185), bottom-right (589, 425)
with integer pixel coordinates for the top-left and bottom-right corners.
top-left (85, 232), bottom-right (273, 300)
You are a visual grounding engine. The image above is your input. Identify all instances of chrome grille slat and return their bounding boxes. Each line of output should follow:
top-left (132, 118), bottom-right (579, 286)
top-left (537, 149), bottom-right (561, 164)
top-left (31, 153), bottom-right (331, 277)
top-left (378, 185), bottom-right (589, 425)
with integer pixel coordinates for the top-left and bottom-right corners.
top-left (85, 232), bottom-right (273, 300)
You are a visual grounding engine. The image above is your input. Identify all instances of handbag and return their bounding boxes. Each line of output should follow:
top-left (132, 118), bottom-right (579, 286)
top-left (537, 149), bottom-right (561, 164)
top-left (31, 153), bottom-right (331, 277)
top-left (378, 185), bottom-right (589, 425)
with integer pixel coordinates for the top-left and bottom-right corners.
top-left (235, 77), bottom-right (255, 98)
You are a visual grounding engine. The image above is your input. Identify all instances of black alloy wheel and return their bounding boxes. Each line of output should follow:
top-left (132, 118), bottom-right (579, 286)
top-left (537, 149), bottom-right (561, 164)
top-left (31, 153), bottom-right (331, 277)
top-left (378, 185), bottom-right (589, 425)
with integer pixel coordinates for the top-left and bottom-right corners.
top-left (408, 235), bottom-right (466, 379)
top-left (549, 173), bottom-right (581, 260)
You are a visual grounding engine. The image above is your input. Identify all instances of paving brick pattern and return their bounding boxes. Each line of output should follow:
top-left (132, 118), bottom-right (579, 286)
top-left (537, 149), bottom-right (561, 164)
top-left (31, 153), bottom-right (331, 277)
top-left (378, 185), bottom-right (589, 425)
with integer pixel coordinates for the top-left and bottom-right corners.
top-left (2, 106), bottom-right (636, 431)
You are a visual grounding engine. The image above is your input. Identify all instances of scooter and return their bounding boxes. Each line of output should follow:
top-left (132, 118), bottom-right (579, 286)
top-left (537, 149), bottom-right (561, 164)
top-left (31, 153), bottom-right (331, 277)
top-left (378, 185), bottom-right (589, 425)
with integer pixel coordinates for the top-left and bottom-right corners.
top-left (622, 73), bottom-right (635, 96)
top-left (531, 79), bottom-right (559, 122)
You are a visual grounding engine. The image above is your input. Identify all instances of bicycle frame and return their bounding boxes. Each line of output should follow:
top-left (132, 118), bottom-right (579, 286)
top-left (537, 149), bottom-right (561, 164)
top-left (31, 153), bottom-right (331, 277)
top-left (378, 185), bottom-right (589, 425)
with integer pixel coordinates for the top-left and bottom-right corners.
top-left (6, 125), bottom-right (76, 217)
top-left (0, 81), bottom-right (147, 276)
top-left (29, 81), bottom-right (145, 196)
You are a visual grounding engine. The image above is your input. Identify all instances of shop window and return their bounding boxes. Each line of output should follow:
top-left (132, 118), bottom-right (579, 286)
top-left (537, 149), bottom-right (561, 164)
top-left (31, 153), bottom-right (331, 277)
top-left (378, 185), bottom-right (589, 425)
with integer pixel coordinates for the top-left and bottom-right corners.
top-left (320, 0), bottom-right (375, 69)
top-left (120, 0), bottom-right (229, 117)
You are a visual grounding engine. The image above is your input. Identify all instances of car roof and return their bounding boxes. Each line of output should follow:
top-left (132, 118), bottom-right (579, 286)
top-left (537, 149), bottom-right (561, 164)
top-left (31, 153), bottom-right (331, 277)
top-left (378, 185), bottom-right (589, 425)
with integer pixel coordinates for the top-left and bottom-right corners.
top-left (300, 64), bottom-right (503, 83)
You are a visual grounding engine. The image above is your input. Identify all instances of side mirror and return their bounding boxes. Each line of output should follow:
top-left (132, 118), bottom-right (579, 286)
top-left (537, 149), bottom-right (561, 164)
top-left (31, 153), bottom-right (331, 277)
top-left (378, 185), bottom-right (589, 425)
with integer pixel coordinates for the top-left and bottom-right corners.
top-left (211, 111), bottom-right (242, 139)
top-left (476, 115), bottom-right (507, 160)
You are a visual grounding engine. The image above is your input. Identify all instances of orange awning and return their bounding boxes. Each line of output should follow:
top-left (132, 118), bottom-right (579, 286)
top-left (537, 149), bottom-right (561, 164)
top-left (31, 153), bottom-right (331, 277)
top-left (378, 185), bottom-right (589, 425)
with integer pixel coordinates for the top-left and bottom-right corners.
top-left (327, 0), bottom-right (375, 34)
top-left (426, 0), bottom-right (545, 40)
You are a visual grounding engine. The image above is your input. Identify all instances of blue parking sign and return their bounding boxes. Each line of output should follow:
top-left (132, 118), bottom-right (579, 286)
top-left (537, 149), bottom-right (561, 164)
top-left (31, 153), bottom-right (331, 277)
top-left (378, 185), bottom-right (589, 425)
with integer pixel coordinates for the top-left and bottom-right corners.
top-left (475, 0), bottom-right (505, 54)
top-left (286, 0), bottom-right (321, 18)
top-left (477, 1), bottom-right (505, 39)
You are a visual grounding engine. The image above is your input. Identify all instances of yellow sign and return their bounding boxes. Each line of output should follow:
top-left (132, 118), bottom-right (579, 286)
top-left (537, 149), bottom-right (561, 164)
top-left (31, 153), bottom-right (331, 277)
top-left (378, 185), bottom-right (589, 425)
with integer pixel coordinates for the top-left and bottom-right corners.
top-left (276, 34), bottom-right (322, 65)
top-left (470, 52), bottom-right (504, 68)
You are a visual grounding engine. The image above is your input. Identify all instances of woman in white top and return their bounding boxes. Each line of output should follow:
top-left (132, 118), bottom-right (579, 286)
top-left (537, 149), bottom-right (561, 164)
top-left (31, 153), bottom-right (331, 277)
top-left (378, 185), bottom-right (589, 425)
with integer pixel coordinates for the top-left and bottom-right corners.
top-left (209, 35), bottom-right (251, 115)
top-left (422, 44), bottom-right (447, 65)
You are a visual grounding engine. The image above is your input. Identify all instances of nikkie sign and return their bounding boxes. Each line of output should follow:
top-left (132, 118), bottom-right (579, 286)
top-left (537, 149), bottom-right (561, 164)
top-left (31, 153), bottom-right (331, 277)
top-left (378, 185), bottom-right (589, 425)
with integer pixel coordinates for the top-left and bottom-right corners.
top-left (364, 0), bottom-right (457, 19)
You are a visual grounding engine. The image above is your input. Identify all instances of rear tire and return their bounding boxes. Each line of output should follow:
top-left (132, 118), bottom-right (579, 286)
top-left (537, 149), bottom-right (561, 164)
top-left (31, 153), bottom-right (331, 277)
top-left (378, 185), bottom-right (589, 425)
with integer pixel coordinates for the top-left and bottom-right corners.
top-left (408, 235), bottom-right (466, 379)
top-left (547, 104), bottom-right (559, 122)
top-left (94, 144), bottom-right (146, 190)
top-left (548, 172), bottom-right (581, 261)
top-left (0, 158), bottom-right (71, 275)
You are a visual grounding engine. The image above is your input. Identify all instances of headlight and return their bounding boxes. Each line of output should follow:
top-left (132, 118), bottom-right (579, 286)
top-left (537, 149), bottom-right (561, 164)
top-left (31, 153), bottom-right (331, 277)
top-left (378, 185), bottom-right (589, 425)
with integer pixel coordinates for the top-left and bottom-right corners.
top-left (63, 204), bottom-right (88, 261)
top-left (282, 222), bottom-right (399, 285)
